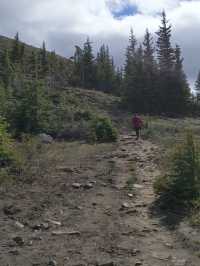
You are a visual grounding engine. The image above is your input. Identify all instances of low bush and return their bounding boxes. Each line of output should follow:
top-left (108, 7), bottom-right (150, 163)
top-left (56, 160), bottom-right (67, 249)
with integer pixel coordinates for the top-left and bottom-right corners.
top-left (154, 132), bottom-right (200, 205)
top-left (90, 116), bottom-right (118, 143)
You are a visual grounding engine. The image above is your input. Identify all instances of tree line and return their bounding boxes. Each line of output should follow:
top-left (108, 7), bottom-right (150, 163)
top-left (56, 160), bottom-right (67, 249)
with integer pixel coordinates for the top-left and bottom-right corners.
top-left (71, 12), bottom-right (197, 115)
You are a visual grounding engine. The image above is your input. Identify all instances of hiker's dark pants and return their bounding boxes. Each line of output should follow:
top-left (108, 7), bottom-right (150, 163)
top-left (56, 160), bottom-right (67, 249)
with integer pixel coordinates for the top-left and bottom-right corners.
top-left (135, 127), bottom-right (141, 139)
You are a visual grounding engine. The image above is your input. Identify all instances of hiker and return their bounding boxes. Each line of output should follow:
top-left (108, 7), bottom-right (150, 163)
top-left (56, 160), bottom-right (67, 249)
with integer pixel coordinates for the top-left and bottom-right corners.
top-left (132, 114), bottom-right (143, 140)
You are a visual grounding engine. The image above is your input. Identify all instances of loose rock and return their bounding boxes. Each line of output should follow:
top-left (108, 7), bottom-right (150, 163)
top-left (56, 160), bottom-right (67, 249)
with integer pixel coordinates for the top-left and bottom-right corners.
top-left (38, 133), bottom-right (53, 144)
top-left (83, 182), bottom-right (93, 189)
top-left (3, 205), bottom-right (21, 216)
top-left (48, 258), bottom-right (57, 266)
top-left (72, 183), bottom-right (81, 189)
top-left (135, 261), bottom-right (142, 266)
top-left (15, 221), bottom-right (25, 229)
top-left (13, 236), bottom-right (24, 246)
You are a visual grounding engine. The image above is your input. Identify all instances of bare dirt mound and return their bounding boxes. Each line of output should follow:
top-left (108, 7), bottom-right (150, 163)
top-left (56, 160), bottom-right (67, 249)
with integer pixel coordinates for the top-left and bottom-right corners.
top-left (0, 135), bottom-right (199, 266)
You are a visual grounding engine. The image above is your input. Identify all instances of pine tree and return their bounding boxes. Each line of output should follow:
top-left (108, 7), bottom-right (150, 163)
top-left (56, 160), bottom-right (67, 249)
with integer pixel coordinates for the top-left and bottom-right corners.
top-left (123, 29), bottom-right (138, 109)
top-left (124, 29), bottom-right (148, 112)
top-left (96, 44), bottom-right (115, 93)
top-left (71, 45), bottom-right (84, 87)
top-left (172, 44), bottom-right (190, 114)
top-left (113, 67), bottom-right (123, 96)
top-left (11, 32), bottom-right (21, 64)
top-left (11, 80), bottom-right (51, 134)
top-left (39, 41), bottom-right (49, 77)
top-left (82, 38), bottom-right (95, 89)
top-left (124, 28), bottom-right (137, 80)
top-left (27, 51), bottom-right (39, 80)
top-left (156, 11), bottom-right (174, 72)
top-left (1, 49), bottom-right (13, 89)
top-left (195, 71), bottom-right (200, 103)
top-left (156, 11), bottom-right (176, 114)
top-left (143, 29), bottom-right (158, 113)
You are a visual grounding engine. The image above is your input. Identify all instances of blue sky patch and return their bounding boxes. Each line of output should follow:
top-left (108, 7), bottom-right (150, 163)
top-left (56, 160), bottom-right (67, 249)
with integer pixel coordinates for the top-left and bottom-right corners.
top-left (112, 4), bottom-right (138, 19)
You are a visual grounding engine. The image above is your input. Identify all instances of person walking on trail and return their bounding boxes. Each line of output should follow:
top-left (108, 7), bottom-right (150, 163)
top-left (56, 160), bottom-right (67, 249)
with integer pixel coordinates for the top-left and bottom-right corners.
top-left (132, 114), bottom-right (143, 140)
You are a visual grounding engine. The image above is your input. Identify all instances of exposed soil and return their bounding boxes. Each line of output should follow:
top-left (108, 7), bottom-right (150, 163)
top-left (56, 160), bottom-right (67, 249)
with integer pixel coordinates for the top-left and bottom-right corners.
top-left (0, 134), bottom-right (200, 266)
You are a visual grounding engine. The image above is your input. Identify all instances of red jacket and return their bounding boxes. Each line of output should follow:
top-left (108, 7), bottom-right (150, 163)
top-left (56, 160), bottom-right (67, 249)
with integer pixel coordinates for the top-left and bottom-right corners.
top-left (132, 116), bottom-right (143, 129)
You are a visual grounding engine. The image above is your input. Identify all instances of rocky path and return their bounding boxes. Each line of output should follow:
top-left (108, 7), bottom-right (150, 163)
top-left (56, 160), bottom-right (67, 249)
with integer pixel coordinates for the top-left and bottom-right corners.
top-left (0, 134), bottom-right (200, 266)
top-left (109, 134), bottom-right (200, 266)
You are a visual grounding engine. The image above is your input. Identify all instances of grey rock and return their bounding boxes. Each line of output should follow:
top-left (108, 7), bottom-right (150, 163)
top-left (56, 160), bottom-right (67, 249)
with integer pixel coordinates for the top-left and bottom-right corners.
top-left (13, 236), bottom-right (24, 246)
top-left (3, 205), bottom-right (21, 216)
top-left (38, 133), bottom-right (53, 144)
top-left (83, 182), bottom-right (93, 189)
top-left (9, 248), bottom-right (19, 255)
top-left (98, 262), bottom-right (115, 266)
top-left (135, 261), bottom-right (143, 266)
top-left (121, 202), bottom-right (130, 209)
top-left (15, 221), bottom-right (25, 229)
top-left (48, 259), bottom-right (57, 266)
top-left (72, 183), bottom-right (81, 189)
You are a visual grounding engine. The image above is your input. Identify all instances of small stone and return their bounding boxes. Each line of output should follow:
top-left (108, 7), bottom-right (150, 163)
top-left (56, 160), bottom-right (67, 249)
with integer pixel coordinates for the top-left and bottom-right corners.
top-left (3, 205), bottom-right (21, 216)
top-left (13, 236), bottom-right (24, 246)
top-left (57, 167), bottom-right (74, 173)
top-left (133, 184), bottom-right (143, 189)
top-left (135, 261), bottom-right (142, 266)
top-left (15, 221), bottom-right (24, 229)
top-left (41, 223), bottom-right (49, 230)
top-left (131, 249), bottom-right (140, 256)
top-left (28, 240), bottom-right (33, 246)
top-left (52, 230), bottom-right (81, 236)
top-left (165, 243), bottom-right (173, 249)
top-left (48, 258), bottom-right (57, 266)
top-left (72, 183), bottom-right (81, 189)
top-left (98, 262), bottom-right (115, 266)
top-left (47, 219), bottom-right (61, 226)
top-left (121, 202), bottom-right (130, 209)
top-left (32, 224), bottom-right (42, 230)
top-left (38, 133), bottom-right (53, 144)
top-left (83, 182), bottom-right (93, 189)
top-left (128, 193), bottom-right (133, 198)
top-left (9, 248), bottom-right (19, 255)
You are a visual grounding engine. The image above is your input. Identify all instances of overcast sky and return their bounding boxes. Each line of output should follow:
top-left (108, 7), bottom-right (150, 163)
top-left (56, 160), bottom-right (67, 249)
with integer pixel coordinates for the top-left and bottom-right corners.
top-left (0, 0), bottom-right (200, 88)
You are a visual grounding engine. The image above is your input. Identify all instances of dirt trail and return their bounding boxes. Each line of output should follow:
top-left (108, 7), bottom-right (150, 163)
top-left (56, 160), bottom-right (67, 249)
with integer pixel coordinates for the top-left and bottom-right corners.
top-left (0, 134), bottom-right (200, 266)
top-left (112, 134), bottom-right (200, 266)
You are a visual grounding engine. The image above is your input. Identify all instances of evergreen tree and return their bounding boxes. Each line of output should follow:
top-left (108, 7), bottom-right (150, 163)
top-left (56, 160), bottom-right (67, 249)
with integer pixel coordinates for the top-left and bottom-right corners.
top-left (172, 45), bottom-right (190, 114)
top-left (124, 29), bottom-right (147, 112)
top-left (143, 29), bottom-right (158, 113)
top-left (156, 11), bottom-right (174, 72)
top-left (39, 41), bottom-right (49, 77)
top-left (124, 28), bottom-right (137, 81)
top-left (27, 51), bottom-right (39, 80)
top-left (96, 44), bottom-right (115, 93)
top-left (11, 32), bottom-right (20, 64)
top-left (123, 29), bottom-right (138, 109)
top-left (10, 80), bottom-right (51, 135)
top-left (1, 49), bottom-right (13, 89)
top-left (71, 45), bottom-right (84, 87)
top-left (113, 67), bottom-right (123, 96)
top-left (195, 71), bottom-right (200, 103)
top-left (156, 11), bottom-right (187, 114)
top-left (82, 38), bottom-right (95, 89)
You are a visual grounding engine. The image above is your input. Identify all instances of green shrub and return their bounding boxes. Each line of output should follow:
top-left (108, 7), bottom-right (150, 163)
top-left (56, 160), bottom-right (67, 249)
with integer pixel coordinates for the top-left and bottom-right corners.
top-left (90, 116), bottom-right (118, 143)
top-left (0, 118), bottom-right (15, 167)
top-left (154, 132), bottom-right (200, 204)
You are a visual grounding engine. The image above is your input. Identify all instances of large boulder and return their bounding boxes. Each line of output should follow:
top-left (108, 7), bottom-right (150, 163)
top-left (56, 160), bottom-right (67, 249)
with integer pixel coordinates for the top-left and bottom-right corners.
top-left (38, 133), bottom-right (53, 144)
